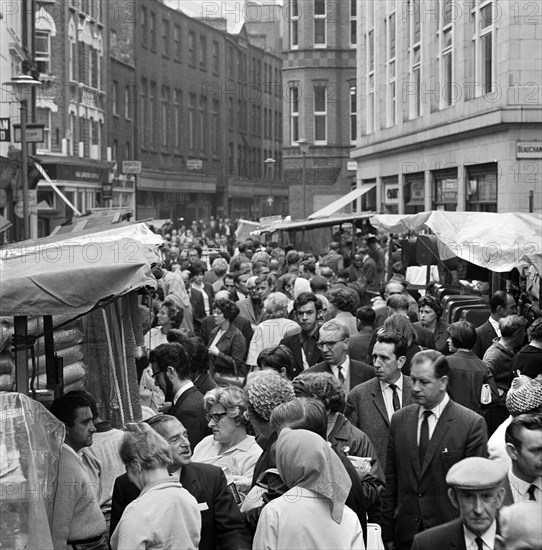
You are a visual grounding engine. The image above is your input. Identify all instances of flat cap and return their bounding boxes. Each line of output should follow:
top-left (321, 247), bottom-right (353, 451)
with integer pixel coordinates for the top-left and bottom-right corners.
top-left (446, 457), bottom-right (507, 490)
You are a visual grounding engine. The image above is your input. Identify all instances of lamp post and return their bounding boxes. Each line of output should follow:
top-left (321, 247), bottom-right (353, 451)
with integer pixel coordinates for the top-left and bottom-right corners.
top-left (297, 139), bottom-right (311, 219)
top-left (263, 157), bottom-right (276, 216)
top-left (3, 75), bottom-right (42, 241)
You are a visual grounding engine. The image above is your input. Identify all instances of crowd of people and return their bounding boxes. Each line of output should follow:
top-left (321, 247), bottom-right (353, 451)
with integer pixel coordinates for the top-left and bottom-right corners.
top-left (45, 226), bottom-right (542, 549)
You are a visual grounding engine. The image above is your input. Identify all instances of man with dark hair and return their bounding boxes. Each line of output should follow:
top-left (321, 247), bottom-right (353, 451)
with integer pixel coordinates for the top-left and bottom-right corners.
top-left (330, 269), bottom-right (362, 312)
top-left (149, 342), bottom-right (210, 448)
top-left (349, 306), bottom-right (376, 363)
top-left (279, 292), bottom-right (324, 378)
top-left (237, 273), bottom-right (274, 327)
top-left (319, 241), bottom-right (344, 274)
top-left (50, 391), bottom-right (108, 550)
top-left (473, 290), bottom-right (518, 358)
top-left (381, 350), bottom-right (488, 550)
top-left (366, 235), bottom-right (386, 286)
top-left (446, 320), bottom-right (499, 414)
top-left (187, 264), bottom-right (215, 335)
top-left (346, 332), bottom-right (413, 464)
top-left (347, 247), bottom-right (378, 292)
top-left (504, 412), bottom-right (542, 504)
top-left (110, 415), bottom-right (251, 550)
top-left (374, 279), bottom-right (419, 329)
top-left (305, 320), bottom-right (374, 395)
top-left (310, 275), bottom-right (329, 295)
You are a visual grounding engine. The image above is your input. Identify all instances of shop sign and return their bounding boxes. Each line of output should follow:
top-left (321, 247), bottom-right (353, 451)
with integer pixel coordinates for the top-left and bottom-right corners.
top-left (102, 182), bottom-right (113, 201)
top-left (517, 142), bottom-right (542, 159)
top-left (347, 161), bottom-right (357, 171)
top-left (0, 118), bottom-right (10, 142)
top-left (13, 124), bottom-right (45, 143)
top-left (187, 159), bottom-right (203, 170)
top-left (384, 184), bottom-right (399, 205)
top-left (122, 160), bottom-right (142, 174)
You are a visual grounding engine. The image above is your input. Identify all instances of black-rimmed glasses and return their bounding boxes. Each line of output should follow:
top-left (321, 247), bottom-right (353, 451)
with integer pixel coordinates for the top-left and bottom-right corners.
top-left (205, 412), bottom-right (228, 423)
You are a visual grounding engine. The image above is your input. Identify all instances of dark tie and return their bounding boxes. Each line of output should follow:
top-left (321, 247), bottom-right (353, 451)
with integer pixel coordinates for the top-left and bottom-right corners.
top-left (419, 410), bottom-right (432, 465)
top-left (527, 484), bottom-right (538, 502)
top-left (389, 383), bottom-right (400, 411)
top-left (475, 536), bottom-right (484, 550)
top-left (337, 366), bottom-right (345, 385)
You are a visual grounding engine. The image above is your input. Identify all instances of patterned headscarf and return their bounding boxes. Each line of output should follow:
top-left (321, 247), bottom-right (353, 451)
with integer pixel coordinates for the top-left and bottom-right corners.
top-left (276, 428), bottom-right (352, 524)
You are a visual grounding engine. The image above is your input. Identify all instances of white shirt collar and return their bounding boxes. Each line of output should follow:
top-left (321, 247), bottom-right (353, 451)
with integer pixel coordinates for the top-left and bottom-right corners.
top-left (173, 380), bottom-right (195, 405)
top-left (62, 442), bottom-right (83, 461)
top-left (329, 355), bottom-right (350, 373)
top-left (464, 519), bottom-right (497, 550)
top-left (508, 470), bottom-right (542, 501)
top-left (380, 374), bottom-right (404, 393)
top-left (418, 392), bottom-right (450, 420)
top-left (488, 316), bottom-right (501, 338)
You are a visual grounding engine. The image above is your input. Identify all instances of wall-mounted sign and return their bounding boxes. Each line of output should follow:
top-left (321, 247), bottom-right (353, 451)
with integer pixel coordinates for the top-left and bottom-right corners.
top-left (13, 124), bottom-right (45, 143)
top-left (0, 118), bottom-right (10, 142)
top-left (102, 182), bottom-right (113, 201)
top-left (384, 184), bottom-right (399, 205)
top-left (122, 160), bottom-right (142, 174)
top-left (347, 160), bottom-right (357, 171)
top-left (517, 141), bottom-right (542, 159)
top-left (187, 159), bottom-right (203, 170)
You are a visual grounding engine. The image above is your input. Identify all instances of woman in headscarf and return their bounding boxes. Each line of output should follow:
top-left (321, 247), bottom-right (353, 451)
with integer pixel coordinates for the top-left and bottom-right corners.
top-left (252, 428), bottom-right (364, 550)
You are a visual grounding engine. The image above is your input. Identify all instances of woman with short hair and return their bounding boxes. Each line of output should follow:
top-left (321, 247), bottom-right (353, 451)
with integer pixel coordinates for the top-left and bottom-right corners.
top-left (246, 292), bottom-right (299, 367)
top-left (414, 295), bottom-right (449, 354)
top-left (192, 386), bottom-right (262, 494)
top-left (110, 423), bottom-right (201, 550)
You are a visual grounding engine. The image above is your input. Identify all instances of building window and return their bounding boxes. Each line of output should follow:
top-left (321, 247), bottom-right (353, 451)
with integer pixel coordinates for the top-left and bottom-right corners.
top-left (112, 81), bottom-right (119, 116)
top-left (350, 85), bottom-right (357, 143)
top-left (35, 30), bottom-right (51, 74)
top-left (161, 86), bottom-right (169, 148)
top-left (125, 85), bottom-right (133, 120)
top-left (69, 37), bottom-right (76, 81)
top-left (350, 0), bottom-right (357, 46)
top-left (466, 163), bottom-right (498, 212)
top-left (199, 97), bottom-right (205, 153)
top-left (188, 93), bottom-right (196, 151)
top-left (438, 0), bottom-right (454, 107)
top-left (366, 15), bottom-right (375, 134)
top-left (78, 42), bottom-right (86, 83)
top-left (89, 48), bottom-right (99, 88)
top-left (290, 0), bottom-right (299, 48)
top-left (141, 6), bottom-right (148, 47)
top-left (314, 0), bottom-right (326, 46)
top-left (173, 90), bottom-right (181, 150)
top-left (385, 9), bottom-right (397, 127)
top-left (188, 31), bottom-right (196, 66)
top-left (212, 41), bottom-right (219, 73)
top-left (212, 100), bottom-right (219, 155)
top-left (407, 0), bottom-right (422, 119)
top-left (473, 0), bottom-right (496, 96)
top-left (37, 108), bottom-right (51, 151)
top-left (404, 174), bottom-right (425, 214)
top-left (150, 12), bottom-right (156, 51)
top-left (228, 97), bottom-right (234, 128)
top-left (141, 78), bottom-right (147, 147)
top-left (289, 85), bottom-right (299, 144)
top-left (149, 81), bottom-right (157, 149)
top-left (162, 19), bottom-right (170, 57)
top-left (173, 25), bottom-right (181, 61)
top-left (313, 83), bottom-right (327, 144)
top-left (199, 35), bottom-right (207, 70)
top-left (433, 169), bottom-right (458, 211)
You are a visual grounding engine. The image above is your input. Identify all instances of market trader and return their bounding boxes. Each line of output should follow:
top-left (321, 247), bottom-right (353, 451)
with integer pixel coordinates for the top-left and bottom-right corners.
top-left (50, 391), bottom-right (108, 550)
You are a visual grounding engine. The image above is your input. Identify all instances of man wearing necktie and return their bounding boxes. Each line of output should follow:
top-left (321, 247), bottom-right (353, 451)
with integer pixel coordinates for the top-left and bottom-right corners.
top-left (502, 413), bottom-right (542, 505)
top-left (381, 350), bottom-right (488, 550)
top-left (305, 320), bottom-right (375, 399)
top-left (411, 457), bottom-right (507, 550)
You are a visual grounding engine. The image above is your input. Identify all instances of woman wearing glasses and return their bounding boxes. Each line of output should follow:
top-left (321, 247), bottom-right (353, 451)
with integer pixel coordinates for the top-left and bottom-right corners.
top-left (192, 386), bottom-right (262, 496)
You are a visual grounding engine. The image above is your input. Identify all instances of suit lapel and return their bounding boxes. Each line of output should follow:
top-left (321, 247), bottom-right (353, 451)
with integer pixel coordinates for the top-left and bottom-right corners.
top-left (420, 401), bottom-right (452, 476)
top-left (371, 381), bottom-right (390, 427)
top-left (406, 406), bottom-right (423, 479)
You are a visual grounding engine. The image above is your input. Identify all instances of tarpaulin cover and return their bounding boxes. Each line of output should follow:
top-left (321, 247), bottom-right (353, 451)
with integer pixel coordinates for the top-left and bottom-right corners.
top-left (0, 237), bottom-right (157, 316)
top-left (371, 211), bottom-right (542, 273)
top-left (0, 392), bottom-right (65, 549)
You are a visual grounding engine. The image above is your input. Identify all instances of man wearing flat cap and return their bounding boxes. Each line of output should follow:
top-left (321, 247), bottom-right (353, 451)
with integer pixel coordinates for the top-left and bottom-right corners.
top-left (412, 457), bottom-right (507, 550)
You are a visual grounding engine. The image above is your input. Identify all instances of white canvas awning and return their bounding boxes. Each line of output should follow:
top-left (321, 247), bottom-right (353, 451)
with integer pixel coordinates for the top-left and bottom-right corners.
top-left (309, 183), bottom-right (376, 219)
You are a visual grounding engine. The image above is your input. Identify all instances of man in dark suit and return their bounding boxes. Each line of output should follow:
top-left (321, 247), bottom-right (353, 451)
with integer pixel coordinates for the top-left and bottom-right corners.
top-left (279, 292), bottom-right (324, 379)
top-left (305, 320), bottom-right (374, 396)
top-left (411, 457), bottom-right (507, 550)
top-left (349, 306), bottom-right (376, 364)
top-left (149, 343), bottom-right (210, 449)
top-left (110, 415), bottom-right (250, 550)
top-left (473, 290), bottom-right (517, 358)
top-left (237, 274), bottom-right (274, 328)
top-left (382, 350), bottom-right (488, 550)
top-left (346, 332), bottom-right (413, 465)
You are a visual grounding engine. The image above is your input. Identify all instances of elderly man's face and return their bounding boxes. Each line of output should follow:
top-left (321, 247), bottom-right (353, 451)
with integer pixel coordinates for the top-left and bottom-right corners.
top-left (449, 487), bottom-right (504, 537)
top-left (385, 282), bottom-right (405, 299)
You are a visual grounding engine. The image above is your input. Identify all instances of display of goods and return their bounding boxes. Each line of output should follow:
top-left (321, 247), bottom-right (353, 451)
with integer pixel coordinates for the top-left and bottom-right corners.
top-left (35, 361), bottom-right (86, 389)
top-left (33, 328), bottom-right (84, 356)
top-left (0, 373), bottom-right (14, 391)
top-left (27, 344), bottom-right (84, 374)
top-left (0, 353), bottom-right (14, 375)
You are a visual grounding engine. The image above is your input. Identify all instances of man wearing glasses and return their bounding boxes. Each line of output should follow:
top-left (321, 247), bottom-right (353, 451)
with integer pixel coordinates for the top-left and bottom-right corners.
top-left (149, 342), bottom-right (210, 449)
top-left (305, 320), bottom-right (375, 397)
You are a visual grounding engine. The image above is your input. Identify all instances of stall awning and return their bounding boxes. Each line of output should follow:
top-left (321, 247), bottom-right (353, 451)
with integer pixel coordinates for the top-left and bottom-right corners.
top-left (309, 184), bottom-right (376, 220)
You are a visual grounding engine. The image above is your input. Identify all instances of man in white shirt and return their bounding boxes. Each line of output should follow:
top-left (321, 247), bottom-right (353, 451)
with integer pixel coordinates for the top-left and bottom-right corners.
top-left (504, 413), bottom-right (542, 504)
top-left (412, 457), bottom-right (507, 550)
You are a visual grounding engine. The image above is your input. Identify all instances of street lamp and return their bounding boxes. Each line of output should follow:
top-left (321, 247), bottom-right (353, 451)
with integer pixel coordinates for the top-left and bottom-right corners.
top-left (297, 139), bottom-right (311, 218)
top-left (263, 157), bottom-right (276, 216)
top-left (3, 75), bottom-right (42, 241)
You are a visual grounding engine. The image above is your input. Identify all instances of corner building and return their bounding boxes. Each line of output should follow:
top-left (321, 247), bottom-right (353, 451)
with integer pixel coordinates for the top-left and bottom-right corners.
top-left (351, 0), bottom-right (542, 215)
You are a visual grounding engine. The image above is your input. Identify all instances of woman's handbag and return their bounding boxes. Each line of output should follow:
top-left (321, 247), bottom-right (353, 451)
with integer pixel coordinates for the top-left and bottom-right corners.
top-left (210, 360), bottom-right (245, 387)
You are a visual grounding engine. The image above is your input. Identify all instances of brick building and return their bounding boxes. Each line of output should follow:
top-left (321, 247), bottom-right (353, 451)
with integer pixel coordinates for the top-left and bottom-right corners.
top-left (282, 0), bottom-right (361, 220)
top-left (351, 0), bottom-right (542, 215)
